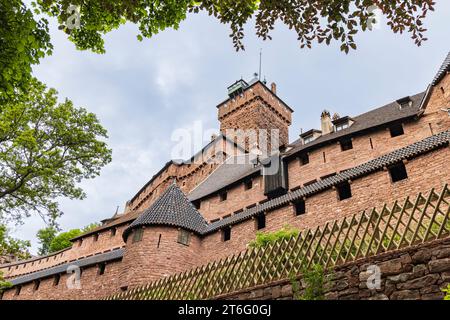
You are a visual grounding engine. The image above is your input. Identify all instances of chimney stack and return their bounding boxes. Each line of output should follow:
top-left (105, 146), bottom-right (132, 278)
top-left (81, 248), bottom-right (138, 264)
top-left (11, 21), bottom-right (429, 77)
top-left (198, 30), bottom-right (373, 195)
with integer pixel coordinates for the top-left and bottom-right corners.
top-left (271, 82), bottom-right (277, 95)
top-left (320, 110), bottom-right (333, 135)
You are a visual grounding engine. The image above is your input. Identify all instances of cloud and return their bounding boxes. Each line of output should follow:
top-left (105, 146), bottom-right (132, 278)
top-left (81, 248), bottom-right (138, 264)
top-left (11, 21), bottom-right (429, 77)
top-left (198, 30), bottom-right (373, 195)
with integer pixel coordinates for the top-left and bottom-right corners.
top-left (9, 2), bottom-right (450, 254)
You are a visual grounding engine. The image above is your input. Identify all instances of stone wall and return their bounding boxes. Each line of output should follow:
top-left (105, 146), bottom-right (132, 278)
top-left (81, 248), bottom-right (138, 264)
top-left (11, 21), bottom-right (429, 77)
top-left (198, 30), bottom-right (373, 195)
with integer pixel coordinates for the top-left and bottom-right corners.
top-left (217, 237), bottom-right (450, 300)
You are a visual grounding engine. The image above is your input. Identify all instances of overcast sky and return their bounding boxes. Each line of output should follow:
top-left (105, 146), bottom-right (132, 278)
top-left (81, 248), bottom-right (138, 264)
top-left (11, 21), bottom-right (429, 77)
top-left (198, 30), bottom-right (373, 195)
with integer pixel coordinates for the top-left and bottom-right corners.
top-left (10, 3), bottom-right (450, 253)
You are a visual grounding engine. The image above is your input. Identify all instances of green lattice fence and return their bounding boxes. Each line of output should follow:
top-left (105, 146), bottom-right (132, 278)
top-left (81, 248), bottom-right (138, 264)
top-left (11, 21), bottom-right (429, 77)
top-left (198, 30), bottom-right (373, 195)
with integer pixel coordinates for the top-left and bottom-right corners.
top-left (105, 184), bottom-right (450, 300)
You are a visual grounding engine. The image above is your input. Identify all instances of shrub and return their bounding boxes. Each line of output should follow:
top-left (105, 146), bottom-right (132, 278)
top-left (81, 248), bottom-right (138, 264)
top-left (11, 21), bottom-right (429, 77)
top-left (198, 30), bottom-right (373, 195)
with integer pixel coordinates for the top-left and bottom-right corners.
top-left (442, 284), bottom-right (450, 301)
top-left (248, 225), bottom-right (299, 248)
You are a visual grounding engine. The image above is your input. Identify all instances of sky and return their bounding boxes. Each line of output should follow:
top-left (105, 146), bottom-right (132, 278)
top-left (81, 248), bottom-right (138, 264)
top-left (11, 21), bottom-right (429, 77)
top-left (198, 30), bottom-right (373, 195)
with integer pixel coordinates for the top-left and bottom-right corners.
top-left (9, 3), bottom-right (450, 253)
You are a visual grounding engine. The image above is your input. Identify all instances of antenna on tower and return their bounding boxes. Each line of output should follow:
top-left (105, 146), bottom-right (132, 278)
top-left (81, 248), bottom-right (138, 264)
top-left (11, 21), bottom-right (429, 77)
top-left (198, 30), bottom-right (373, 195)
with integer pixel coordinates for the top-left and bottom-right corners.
top-left (259, 48), bottom-right (262, 81)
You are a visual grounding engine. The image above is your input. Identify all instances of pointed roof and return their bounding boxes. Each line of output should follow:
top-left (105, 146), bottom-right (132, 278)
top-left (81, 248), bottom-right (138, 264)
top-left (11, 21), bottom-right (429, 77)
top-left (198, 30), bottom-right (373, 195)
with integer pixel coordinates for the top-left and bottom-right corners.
top-left (432, 51), bottom-right (450, 86)
top-left (123, 183), bottom-right (207, 240)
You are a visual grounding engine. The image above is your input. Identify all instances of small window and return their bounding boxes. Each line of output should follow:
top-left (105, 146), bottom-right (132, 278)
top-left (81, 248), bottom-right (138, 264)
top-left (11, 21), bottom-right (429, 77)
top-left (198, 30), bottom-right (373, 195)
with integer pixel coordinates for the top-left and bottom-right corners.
top-left (78, 239), bottom-right (83, 247)
top-left (294, 199), bottom-right (306, 216)
top-left (177, 229), bottom-right (191, 246)
top-left (256, 213), bottom-right (266, 230)
top-left (299, 153), bottom-right (309, 166)
top-left (193, 200), bottom-right (201, 210)
top-left (389, 123), bottom-right (404, 137)
top-left (15, 286), bottom-right (21, 296)
top-left (388, 162), bottom-right (408, 183)
top-left (132, 228), bottom-right (144, 243)
top-left (110, 228), bottom-right (117, 237)
top-left (244, 179), bottom-right (253, 190)
top-left (53, 274), bottom-right (60, 287)
top-left (222, 227), bottom-right (231, 242)
top-left (219, 191), bottom-right (227, 202)
top-left (98, 263), bottom-right (106, 276)
top-left (337, 182), bottom-right (352, 201)
top-left (93, 234), bottom-right (99, 242)
top-left (340, 138), bottom-right (353, 151)
top-left (33, 280), bottom-right (40, 292)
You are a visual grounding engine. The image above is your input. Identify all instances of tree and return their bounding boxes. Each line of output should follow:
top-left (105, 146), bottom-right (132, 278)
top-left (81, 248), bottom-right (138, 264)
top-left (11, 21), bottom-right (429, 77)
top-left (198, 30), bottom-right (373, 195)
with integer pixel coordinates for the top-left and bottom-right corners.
top-left (0, 0), bottom-right (52, 102)
top-left (0, 78), bottom-right (112, 225)
top-left (41, 222), bottom-right (101, 253)
top-left (49, 228), bottom-right (82, 252)
top-left (34, 0), bottom-right (434, 53)
top-left (36, 226), bottom-right (58, 256)
top-left (0, 224), bottom-right (31, 260)
top-left (0, 271), bottom-right (12, 293)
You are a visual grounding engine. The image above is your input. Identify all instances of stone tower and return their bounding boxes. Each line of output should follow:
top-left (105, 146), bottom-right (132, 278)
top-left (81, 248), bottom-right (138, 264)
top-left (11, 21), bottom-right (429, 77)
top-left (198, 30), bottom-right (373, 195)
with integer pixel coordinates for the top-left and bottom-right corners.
top-left (217, 79), bottom-right (293, 155)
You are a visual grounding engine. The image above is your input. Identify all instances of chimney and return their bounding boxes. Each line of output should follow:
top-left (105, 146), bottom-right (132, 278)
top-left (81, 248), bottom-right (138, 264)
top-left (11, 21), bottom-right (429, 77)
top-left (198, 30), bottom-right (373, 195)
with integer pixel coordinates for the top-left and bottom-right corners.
top-left (271, 82), bottom-right (277, 95)
top-left (320, 110), bottom-right (333, 135)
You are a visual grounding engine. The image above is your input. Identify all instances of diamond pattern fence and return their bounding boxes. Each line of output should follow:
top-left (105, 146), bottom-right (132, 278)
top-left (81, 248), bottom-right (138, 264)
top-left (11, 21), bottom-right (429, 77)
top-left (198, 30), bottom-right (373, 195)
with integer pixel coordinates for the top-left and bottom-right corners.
top-left (105, 184), bottom-right (450, 300)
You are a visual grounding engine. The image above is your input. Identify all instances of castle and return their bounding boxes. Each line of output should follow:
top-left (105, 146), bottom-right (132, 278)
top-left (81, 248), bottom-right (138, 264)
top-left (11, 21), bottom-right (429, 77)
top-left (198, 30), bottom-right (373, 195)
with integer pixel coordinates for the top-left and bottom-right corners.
top-left (1, 52), bottom-right (449, 300)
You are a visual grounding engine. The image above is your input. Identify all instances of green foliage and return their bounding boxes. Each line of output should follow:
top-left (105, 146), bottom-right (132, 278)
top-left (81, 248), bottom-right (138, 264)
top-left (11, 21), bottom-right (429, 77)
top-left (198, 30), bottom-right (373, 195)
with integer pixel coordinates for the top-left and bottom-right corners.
top-left (442, 284), bottom-right (450, 301)
top-left (48, 228), bottom-right (82, 253)
top-left (82, 223), bottom-right (100, 233)
top-left (0, 0), bottom-right (52, 101)
top-left (36, 225), bottom-right (58, 255)
top-left (0, 78), bottom-right (112, 224)
top-left (31, 0), bottom-right (434, 53)
top-left (0, 224), bottom-right (31, 260)
top-left (248, 225), bottom-right (299, 248)
top-left (0, 271), bottom-right (12, 292)
top-left (299, 264), bottom-right (325, 300)
top-left (44, 222), bottom-right (100, 253)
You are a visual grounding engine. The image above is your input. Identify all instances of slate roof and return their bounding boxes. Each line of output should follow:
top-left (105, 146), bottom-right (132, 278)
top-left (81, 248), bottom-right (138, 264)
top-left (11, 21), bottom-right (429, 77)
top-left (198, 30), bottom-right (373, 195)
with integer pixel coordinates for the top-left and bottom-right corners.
top-left (188, 154), bottom-right (261, 202)
top-left (8, 248), bottom-right (124, 287)
top-left (432, 51), bottom-right (450, 86)
top-left (204, 130), bottom-right (450, 234)
top-left (123, 183), bottom-right (208, 240)
top-left (284, 92), bottom-right (426, 159)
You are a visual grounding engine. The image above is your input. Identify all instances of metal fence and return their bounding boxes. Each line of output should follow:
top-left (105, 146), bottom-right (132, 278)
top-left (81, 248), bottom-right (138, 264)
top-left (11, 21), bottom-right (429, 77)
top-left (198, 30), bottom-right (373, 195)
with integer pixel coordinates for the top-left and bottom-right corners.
top-left (105, 184), bottom-right (450, 300)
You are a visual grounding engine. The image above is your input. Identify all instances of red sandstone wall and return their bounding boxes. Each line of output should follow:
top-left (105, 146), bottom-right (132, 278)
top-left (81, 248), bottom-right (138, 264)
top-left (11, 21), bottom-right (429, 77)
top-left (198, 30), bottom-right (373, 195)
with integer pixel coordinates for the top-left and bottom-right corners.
top-left (198, 175), bottom-right (266, 222)
top-left (1, 259), bottom-right (123, 300)
top-left (119, 226), bottom-right (203, 289)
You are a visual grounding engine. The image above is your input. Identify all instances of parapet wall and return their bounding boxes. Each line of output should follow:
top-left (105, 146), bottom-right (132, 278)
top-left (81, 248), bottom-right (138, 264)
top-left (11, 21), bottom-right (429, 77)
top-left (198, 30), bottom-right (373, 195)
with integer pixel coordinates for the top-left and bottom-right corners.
top-left (217, 237), bottom-right (450, 300)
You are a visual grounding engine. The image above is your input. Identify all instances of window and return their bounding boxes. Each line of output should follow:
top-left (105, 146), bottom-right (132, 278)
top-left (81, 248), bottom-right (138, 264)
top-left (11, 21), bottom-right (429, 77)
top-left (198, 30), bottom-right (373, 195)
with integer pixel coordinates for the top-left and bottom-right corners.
top-left (337, 182), bottom-right (352, 201)
top-left (299, 153), bottom-right (309, 166)
top-left (388, 162), bottom-right (408, 183)
top-left (340, 138), bottom-right (353, 151)
top-left (15, 286), bottom-right (21, 296)
top-left (222, 227), bottom-right (231, 242)
top-left (110, 228), bottom-right (117, 237)
top-left (78, 239), bottom-right (83, 247)
top-left (389, 123), bottom-right (404, 137)
top-left (294, 199), bottom-right (306, 216)
top-left (303, 135), bottom-right (314, 144)
top-left (177, 229), bottom-right (191, 246)
top-left (335, 123), bottom-right (349, 131)
top-left (193, 200), bottom-right (201, 210)
top-left (132, 228), bottom-right (144, 243)
top-left (98, 263), bottom-right (106, 276)
top-left (219, 191), bottom-right (227, 202)
top-left (255, 213), bottom-right (266, 230)
top-left (53, 274), bottom-right (60, 287)
top-left (33, 280), bottom-right (40, 291)
top-left (93, 234), bottom-right (99, 242)
top-left (244, 179), bottom-right (253, 190)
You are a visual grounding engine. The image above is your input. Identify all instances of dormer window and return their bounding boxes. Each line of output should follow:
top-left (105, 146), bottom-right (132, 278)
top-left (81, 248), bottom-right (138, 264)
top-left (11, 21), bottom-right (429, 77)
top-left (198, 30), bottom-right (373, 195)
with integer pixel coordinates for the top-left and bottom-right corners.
top-left (303, 135), bottom-right (314, 144)
top-left (332, 116), bottom-right (354, 132)
top-left (396, 96), bottom-right (412, 109)
top-left (300, 129), bottom-right (322, 145)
